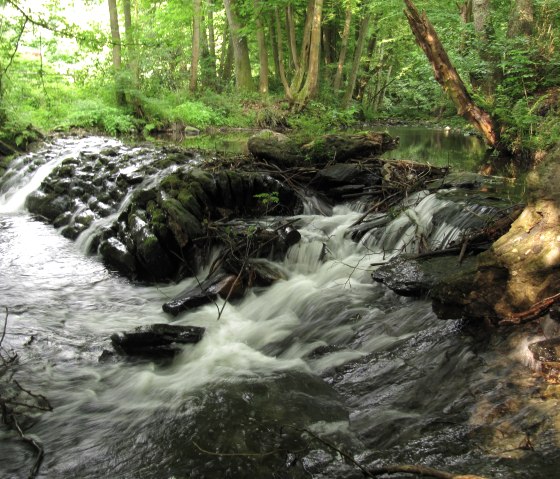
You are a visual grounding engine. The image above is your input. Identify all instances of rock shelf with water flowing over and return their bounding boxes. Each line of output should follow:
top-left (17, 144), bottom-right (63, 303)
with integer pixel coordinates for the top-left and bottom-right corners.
top-left (1, 134), bottom-right (560, 479)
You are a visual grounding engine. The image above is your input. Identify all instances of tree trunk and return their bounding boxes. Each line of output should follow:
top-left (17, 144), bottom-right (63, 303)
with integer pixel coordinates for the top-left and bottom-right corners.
top-left (274, 7), bottom-right (293, 100)
top-left (333, 1), bottom-right (353, 92)
top-left (471, 0), bottom-right (498, 94)
top-left (190, 0), bottom-right (201, 92)
top-left (123, 0), bottom-right (143, 116)
top-left (403, 0), bottom-right (502, 151)
top-left (268, 13), bottom-right (280, 81)
top-left (342, 9), bottom-right (371, 107)
top-left (472, 0), bottom-right (491, 42)
top-left (123, 0), bottom-right (139, 85)
top-left (223, 0), bottom-right (253, 91)
top-left (206, 0), bottom-right (217, 79)
top-left (221, 35), bottom-right (234, 85)
top-left (292, 0), bottom-right (324, 108)
top-left (286, 3), bottom-right (299, 70)
top-left (108, 0), bottom-right (126, 106)
top-left (254, 0), bottom-right (269, 94)
top-left (508, 0), bottom-right (534, 37)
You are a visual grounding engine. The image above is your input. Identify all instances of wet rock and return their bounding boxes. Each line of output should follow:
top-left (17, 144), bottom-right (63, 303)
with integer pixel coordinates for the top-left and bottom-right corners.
top-left (163, 273), bottom-right (245, 316)
top-left (129, 214), bottom-right (175, 280)
top-left (111, 323), bottom-right (205, 357)
top-left (99, 237), bottom-right (137, 276)
top-left (26, 191), bottom-right (72, 221)
top-left (162, 198), bottom-right (204, 249)
top-left (100, 147), bottom-right (119, 157)
top-left (372, 255), bottom-right (478, 297)
top-left (528, 338), bottom-right (560, 382)
top-left (528, 338), bottom-right (560, 362)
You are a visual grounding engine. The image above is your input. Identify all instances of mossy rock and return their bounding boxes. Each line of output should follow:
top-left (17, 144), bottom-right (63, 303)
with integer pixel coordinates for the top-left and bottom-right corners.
top-left (190, 168), bottom-right (217, 198)
top-left (161, 198), bottom-right (203, 249)
top-left (177, 190), bottom-right (204, 219)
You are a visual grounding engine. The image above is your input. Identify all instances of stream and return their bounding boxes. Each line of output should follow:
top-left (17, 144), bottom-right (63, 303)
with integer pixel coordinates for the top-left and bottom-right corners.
top-left (0, 135), bottom-right (558, 478)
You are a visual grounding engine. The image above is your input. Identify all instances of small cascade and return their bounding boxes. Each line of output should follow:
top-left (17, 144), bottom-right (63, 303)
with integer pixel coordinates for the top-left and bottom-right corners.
top-left (360, 188), bottom-right (507, 257)
top-left (0, 148), bottom-right (63, 213)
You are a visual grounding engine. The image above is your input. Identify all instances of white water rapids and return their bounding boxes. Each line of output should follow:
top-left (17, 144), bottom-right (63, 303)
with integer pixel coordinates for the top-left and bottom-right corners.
top-left (0, 137), bottom-right (558, 478)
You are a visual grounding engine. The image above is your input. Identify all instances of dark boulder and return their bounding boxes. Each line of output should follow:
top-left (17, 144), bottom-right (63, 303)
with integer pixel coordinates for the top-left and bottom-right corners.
top-left (99, 237), bottom-right (137, 276)
top-left (111, 323), bottom-right (205, 358)
top-left (163, 273), bottom-right (245, 316)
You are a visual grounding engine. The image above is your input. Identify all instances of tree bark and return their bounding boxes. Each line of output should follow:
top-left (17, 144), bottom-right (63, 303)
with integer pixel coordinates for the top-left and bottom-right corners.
top-left (123, 0), bottom-right (143, 115)
top-left (190, 0), bottom-right (202, 92)
top-left (292, 0), bottom-right (324, 108)
top-left (274, 7), bottom-right (292, 100)
top-left (508, 0), bottom-right (534, 37)
top-left (333, 1), bottom-right (353, 91)
top-left (342, 9), bottom-right (371, 107)
top-left (108, 0), bottom-right (126, 106)
top-left (403, 0), bottom-right (502, 151)
top-left (254, 0), bottom-right (269, 94)
top-left (206, 0), bottom-right (217, 79)
top-left (286, 3), bottom-right (299, 70)
top-left (223, 0), bottom-right (253, 91)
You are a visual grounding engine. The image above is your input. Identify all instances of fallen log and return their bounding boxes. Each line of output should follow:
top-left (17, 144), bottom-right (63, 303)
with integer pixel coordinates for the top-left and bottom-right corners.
top-left (247, 130), bottom-right (398, 168)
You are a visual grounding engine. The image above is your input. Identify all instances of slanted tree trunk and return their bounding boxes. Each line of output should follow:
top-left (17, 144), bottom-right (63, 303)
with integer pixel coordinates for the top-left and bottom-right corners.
top-left (190, 0), bottom-right (202, 92)
top-left (342, 8), bottom-right (371, 107)
top-left (223, 0), bottom-right (253, 91)
top-left (403, 0), bottom-right (502, 151)
top-left (108, 0), bottom-right (126, 106)
top-left (254, 0), bottom-right (269, 94)
top-left (333, 1), bottom-right (353, 91)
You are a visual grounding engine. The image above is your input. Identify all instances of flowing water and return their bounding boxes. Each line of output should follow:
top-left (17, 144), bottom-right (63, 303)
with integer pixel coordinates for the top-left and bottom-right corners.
top-left (0, 137), bottom-right (558, 479)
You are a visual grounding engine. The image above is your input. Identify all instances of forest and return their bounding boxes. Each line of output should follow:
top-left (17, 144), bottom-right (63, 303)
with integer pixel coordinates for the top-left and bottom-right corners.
top-left (0, 0), bottom-right (558, 164)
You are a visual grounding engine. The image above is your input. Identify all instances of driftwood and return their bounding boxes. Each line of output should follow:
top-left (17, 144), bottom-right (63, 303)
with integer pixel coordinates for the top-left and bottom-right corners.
top-left (0, 307), bottom-right (51, 478)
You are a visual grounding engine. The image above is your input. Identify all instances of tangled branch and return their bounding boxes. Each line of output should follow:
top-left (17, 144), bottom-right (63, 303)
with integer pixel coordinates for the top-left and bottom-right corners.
top-left (0, 307), bottom-right (51, 479)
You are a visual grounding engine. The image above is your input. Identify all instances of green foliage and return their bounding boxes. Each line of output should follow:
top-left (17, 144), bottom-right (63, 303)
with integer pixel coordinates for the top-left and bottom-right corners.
top-left (253, 191), bottom-right (279, 206)
top-left (170, 101), bottom-right (225, 130)
top-left (61, 99), bottom-right (136, 135)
